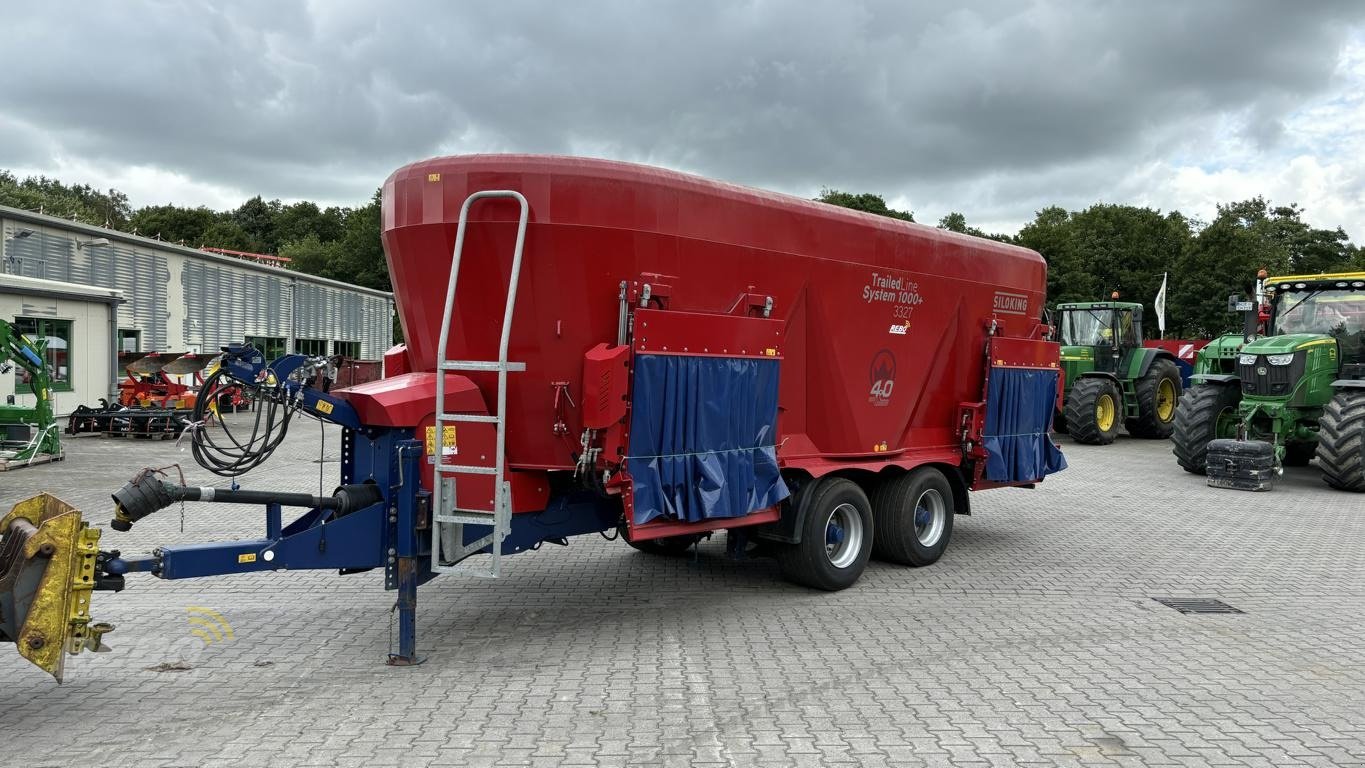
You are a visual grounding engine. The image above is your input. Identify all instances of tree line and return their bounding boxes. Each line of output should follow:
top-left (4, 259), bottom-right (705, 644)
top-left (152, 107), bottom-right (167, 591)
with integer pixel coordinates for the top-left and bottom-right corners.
top-left (818, 189), bottom-right (1362, 338)
top-left (2, 170), bottom-right (1359, 340)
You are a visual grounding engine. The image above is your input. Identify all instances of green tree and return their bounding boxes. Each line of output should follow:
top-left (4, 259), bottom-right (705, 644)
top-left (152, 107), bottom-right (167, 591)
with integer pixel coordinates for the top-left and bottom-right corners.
top-left (329, 191), bottom-right (388, 291)
top-left (279, 233), bottom-right (343, 278)
top-left (128, 204), bottom-right (221, 245)
top-left (1017, 205), bottom-right (1095, 306)
top-left (1017, 204), bottom-right (1191, 335)
top-left (0, 170), bottom-right (131, 227)
top-left (198, 219), bottom-right (255, 251)
top-left (1171, 199), bottom-right (1289, 337)
top-left (232, 195), bottom-right (282, 253)
top-left (815, 189), bottom-right (913, 222)
top-left (937, 211), bottom-right (1013, 243)
top-left (275, 201), bottom-right (344, 246)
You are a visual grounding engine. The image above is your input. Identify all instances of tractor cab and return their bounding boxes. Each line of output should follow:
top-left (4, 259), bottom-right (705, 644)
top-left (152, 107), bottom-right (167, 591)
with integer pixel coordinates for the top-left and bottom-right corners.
top-left (1052, 300), bottom-right (1180, 445)
top-left (1266, 275), bottom-right (1365, 374)
top-left (1057, 301), bottom-right (1143, 374)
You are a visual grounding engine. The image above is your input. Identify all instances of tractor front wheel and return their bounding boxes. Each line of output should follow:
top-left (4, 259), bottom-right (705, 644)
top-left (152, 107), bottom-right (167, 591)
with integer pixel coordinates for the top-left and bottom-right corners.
top-left (1064, 377), bottom-right (1122, 445)
top-left (1127, 359), bottom-right (1182, 439)
top-left (1316, 389), bottom-right (1365, 492)
top-left (1172, 384), bottom-right (1242, 474)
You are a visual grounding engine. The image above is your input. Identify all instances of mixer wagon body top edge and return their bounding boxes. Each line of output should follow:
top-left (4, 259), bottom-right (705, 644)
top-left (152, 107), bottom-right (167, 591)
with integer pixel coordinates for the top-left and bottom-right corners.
top-left (377, 154), bottom-right (1057, 498)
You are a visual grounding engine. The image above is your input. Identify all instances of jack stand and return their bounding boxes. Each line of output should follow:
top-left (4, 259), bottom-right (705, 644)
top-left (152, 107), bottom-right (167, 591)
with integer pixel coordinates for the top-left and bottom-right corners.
top-left (386, 556), bottom-right (425, 667)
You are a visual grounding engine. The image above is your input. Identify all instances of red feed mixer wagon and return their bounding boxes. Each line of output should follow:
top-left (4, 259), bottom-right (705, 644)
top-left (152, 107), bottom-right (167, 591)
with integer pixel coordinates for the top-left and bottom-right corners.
top-left (1, 154), bottom-right (1066, 679)
top-left (378, 154), bottom-right (1067, 589)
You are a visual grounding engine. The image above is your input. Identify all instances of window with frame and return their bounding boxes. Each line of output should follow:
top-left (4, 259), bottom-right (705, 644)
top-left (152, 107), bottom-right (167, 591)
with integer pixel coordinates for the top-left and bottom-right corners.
top-left (244, 335), bottom-right (287, 361)
top-left (118, 328), bottom-right (141, 353)
top-left (12, 317), bottom-right (73, 391)
top-left (333, 341), bottom-right (360, 358)
top-left (294, 338), bottom-right (328, 356)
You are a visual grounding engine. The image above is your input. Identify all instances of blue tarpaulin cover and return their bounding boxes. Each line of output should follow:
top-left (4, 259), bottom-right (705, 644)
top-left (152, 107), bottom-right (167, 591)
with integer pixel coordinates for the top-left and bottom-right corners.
top-left (627, 354), bottom-right (790, 525)
top-left (983, 366), bottom-right (1068, 482)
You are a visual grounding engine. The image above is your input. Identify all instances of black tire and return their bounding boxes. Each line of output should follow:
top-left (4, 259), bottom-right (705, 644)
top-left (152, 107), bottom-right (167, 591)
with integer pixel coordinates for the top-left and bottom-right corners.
top-left (1316, 390), bottom-right (1365, 492)
top-left (1171, 384), bottom-right (1243, 474)
top-left (1052, 407), bottom-right (1068, 435)
top-left (1282, 442), bottom-right (1317, 467)
top-left (626, 534), bottom-right (702, 556)
top-left (870, 466), bottom-right (955, 566)
top-left (1064, 377), bottom-right (1122, 445)
top-left (1128, 359), bottom-right (1182, 439)
top-left (776, 477), bottom-right (874, 591)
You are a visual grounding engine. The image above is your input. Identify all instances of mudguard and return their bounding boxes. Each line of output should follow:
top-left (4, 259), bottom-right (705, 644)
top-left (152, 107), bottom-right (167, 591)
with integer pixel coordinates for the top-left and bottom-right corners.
top-left (1134, 348), bottom-right (1178, 379)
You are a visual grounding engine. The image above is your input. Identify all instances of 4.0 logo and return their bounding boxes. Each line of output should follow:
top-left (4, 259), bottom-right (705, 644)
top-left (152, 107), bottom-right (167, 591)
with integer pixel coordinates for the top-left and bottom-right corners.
top-left (868, 349), bottom-right (896, 407)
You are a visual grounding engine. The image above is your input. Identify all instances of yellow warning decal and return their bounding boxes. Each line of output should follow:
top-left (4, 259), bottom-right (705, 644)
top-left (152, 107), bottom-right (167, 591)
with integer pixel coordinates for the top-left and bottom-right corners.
top-left (427, 173), bottom-right (441, 182)
top-left (424, 425), bottom-right (458, 456)
top-left (315, 401), bottom-right (334, 415)
top-left (238, 553), bottom-right (257, 564)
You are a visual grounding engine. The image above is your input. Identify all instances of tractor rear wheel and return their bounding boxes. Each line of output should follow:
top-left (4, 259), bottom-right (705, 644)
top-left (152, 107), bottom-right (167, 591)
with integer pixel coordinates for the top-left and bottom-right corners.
top-left (870, 466), bottom-right (954, 566)
top-left (776, 477), bottom-right (874, 591)
top-left (1316, 389), bottom-right (1365, 492)
top-left (1127, 359), bottom-right (1182, 439)
top-left (1172, 384), bottom-right (1242, 474)
top-left (1064, 377), bottom-right (1122, 445)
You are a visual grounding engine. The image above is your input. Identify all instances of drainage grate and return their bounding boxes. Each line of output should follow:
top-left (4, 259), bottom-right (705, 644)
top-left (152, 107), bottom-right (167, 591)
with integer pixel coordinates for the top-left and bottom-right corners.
top-left (1153, 597), bottom-right (1243, 614)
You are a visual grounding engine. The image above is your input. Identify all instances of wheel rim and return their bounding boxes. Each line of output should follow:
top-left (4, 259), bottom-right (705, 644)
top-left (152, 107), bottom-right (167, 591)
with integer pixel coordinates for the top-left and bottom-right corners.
top-left (1096, 393), bottom-right (1116, 431)
top-left (1156, 379), bottom-right (1176, 422)
top-left (824, 502), bottom-right (864, 569)
top-left (913, 488), bottom-right (947, 547)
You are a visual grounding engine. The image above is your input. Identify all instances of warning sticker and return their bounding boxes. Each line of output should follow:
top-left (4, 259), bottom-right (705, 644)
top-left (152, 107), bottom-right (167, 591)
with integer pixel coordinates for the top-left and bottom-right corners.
top-left (424, 425), bottom-right (458, 463)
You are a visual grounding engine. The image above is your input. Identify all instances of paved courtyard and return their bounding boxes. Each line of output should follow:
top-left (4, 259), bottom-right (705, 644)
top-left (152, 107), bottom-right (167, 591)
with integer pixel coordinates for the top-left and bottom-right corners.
top-left (2, 419), bottom-right (1363, 767)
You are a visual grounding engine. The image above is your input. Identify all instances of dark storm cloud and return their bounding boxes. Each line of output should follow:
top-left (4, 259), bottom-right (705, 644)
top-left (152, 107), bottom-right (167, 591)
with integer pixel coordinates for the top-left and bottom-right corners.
top-left (2, 0), bottom-right (1363, 208)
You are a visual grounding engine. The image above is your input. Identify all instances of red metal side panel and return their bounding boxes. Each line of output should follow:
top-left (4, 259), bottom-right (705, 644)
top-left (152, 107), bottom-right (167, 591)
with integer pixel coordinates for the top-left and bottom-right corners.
top-left (381, 155), bottom-right (1049, 476)
top-left (634, 308), bottom-right (784, 358)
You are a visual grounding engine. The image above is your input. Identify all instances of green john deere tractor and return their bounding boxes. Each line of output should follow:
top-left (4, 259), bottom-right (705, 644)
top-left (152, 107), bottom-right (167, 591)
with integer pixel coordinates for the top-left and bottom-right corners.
top-left (1172, 270), bottom-right (1365, 491)
top-left (1054, 300), bottom-right (1182, 445)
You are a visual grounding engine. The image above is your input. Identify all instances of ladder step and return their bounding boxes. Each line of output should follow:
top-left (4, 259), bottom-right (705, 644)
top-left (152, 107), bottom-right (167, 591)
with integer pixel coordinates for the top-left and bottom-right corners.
top-left (437, 413), bottom-right (500, 424)
top-left (435, 512), bottom-right (498, 525)
top-left (436, 463), bottom-right (498, 475)
top-left (440, 361), bottom-right (526, 372)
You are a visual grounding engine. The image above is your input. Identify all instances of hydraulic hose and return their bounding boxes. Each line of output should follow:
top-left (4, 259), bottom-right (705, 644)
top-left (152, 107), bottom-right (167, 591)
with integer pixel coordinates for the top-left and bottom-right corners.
top-left (188, 366), bottom-right (297, 477)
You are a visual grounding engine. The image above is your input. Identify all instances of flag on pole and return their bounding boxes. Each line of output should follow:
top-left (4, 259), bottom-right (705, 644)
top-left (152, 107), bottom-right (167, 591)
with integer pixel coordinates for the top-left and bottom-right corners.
top-left (1154, 272), bottom-right (1168, 337)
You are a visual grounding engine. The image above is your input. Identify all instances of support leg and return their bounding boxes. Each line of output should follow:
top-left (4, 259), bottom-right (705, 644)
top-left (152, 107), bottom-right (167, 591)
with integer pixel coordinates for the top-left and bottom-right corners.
top-left (387, 556), bottom-right (424, 666)
top-left (387, 439), bottom-right (425, 666)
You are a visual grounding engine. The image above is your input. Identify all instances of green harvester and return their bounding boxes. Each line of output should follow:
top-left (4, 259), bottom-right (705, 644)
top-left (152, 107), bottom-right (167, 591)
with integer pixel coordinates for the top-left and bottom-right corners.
top-left (1172, 271), bottom-right (1365, 491)
top-left (1053, 299), bottom-right (1182, 445)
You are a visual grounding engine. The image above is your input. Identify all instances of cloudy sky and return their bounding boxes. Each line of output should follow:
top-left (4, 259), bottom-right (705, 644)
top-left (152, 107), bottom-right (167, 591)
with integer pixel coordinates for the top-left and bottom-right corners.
top-left (4, 0), bottom-right (1365, 237)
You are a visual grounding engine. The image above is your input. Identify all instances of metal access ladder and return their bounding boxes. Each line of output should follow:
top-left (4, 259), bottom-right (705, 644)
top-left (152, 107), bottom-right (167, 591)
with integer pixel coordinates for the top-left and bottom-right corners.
top-left (431, 190), bottom-right (529, 578)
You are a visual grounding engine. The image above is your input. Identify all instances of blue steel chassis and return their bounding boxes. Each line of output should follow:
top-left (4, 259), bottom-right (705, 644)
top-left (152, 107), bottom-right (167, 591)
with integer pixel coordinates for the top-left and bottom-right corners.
top-left (98, 347), bottom-right (620, 665)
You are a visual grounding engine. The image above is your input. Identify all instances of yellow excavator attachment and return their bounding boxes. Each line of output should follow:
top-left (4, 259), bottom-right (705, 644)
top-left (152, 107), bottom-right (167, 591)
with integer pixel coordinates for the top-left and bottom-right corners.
top-left (0, 494), bottom-right (113, 682)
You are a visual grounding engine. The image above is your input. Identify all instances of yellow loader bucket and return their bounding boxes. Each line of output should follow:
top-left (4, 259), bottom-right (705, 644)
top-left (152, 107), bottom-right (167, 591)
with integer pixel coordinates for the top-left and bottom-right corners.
top-left (0, 494), bottom-right (113, 682)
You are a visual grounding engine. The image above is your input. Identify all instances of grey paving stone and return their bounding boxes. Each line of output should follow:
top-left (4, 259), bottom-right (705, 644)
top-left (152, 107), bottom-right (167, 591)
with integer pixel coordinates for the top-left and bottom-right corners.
top-left (2, 425), bottom-right (1363, 767)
